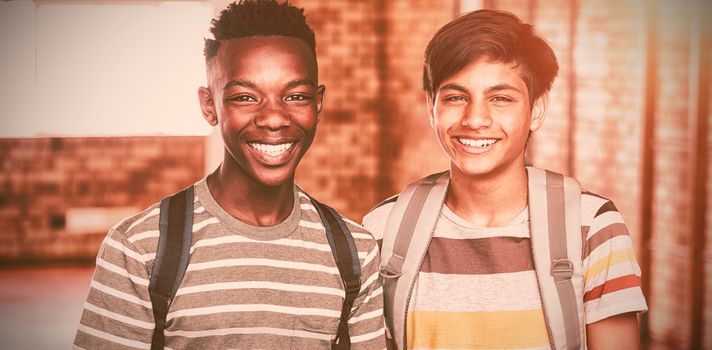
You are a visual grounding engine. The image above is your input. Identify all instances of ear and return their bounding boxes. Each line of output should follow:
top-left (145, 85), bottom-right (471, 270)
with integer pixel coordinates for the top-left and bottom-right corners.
top-left (198, 87), bottom-right (218, 126)
top-left (426, 93), bottom-right (436, 128)
top-left (316, 84), bottom-right (326, 122)
top-left (529, 92), bottom-right (549, 132)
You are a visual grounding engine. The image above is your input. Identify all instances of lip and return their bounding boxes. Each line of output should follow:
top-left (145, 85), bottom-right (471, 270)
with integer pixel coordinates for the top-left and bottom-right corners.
top-left (452, 136), bottom-right (500, 155)
top-left (246, 138), bottom-right (299, 166)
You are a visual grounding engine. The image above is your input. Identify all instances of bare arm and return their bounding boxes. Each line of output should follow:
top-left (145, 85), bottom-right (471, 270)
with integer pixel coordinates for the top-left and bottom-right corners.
top-left (586, 312), bottom-right (640, 350)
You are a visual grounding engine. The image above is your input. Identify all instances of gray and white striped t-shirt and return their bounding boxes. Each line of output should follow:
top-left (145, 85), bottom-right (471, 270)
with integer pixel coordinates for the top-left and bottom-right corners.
top-left (74, 178), bottom-right (386, 350)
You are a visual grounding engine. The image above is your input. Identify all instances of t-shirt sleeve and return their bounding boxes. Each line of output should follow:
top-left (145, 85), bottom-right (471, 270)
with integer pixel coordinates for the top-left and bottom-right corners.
top-left (73, 226), bottom-right (156, 349)
top-left (581, 195), bottom-right (648, 324)
top-left (347, 236), bottom-right (387, 350)
top-left (361, 201), bottom-right (395, 244)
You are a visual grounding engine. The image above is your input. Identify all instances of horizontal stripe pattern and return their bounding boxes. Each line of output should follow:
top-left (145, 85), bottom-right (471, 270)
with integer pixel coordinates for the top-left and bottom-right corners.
top-left (126, 207), bottom-right (159, 232)
top-left (102, 236), bottom-right (146, 263)
top-left (164, 326), bottom-right (333, 340)
top-left (83, 302), bottom-right (154, 329)
top-left (409, 206), bottom-right (548, 349)
top-left (175, 280), bottom-right (344, 297)
top-left (580, 195), bottom-right (647, 322)
top-left (363, 187), bottom-right (647, 349)
top-left (584, 247), bottom-right (639, 285)
top-left (411, 271), bottom-right (543, 312)
top-left (187, 228), bottom-right (369, 259)
top-left (422, 236), bottom-right (534, 274)
top-left (77, 324), bottom-right (151, 349)
top-left (583, 274), bottom-right (641, 302)
top-left (75, 179), bottom-right (385, 350)
top-left (407, 310), bottom-right (549, 349)
top-left (167, 303), bottom-right (342, 320)
top-left (89, 280), bottom-right (153, 308)
top-left (582, 222), bottom-right (629, 259)
top-left (185, 257), bottom-right (341, 274)
top-left (584, 287), bottom-right (649, 324)
top-left (584, 257), bottom-right (642, 295)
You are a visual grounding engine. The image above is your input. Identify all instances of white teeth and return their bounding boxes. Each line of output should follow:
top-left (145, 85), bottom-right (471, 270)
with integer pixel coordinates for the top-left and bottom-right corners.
top-left (249, 143), bottom-right (294, 156)
top-left (459, 138), bottom-right (498, 148)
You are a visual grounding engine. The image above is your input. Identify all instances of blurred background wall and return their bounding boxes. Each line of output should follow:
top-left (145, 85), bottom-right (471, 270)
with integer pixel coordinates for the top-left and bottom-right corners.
top-left (0, 0), bottom-right (710, 348)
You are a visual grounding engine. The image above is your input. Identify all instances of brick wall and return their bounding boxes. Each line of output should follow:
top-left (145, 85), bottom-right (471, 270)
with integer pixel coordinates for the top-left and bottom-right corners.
top-left (571, 1), bottom-right (647, 250)
top-left (375, 0), bottom-right (453, 196)
top-left (648, 0), bottom-right (697, 347)
top-left (490, 1), bottom-right (648, 248)
top-left (291, 0), bottom-right (453, 220)
top-left (527, 0), bottom-right (574, 176)
top-left (290, 0), bottom-right (381, 220)
top-left (706, 36), bottom-right (712, 349)
top-left (487, 1), bottom-right (708, 347)
top-left (1, 0), bottom-right (709, 346)
top-left (0, 137), bottom-right (204, 263)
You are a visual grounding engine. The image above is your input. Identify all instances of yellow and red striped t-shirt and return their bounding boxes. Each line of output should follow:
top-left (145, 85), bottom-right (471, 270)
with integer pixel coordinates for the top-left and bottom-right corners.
top-left (364, 191), bottom-right (647, 350)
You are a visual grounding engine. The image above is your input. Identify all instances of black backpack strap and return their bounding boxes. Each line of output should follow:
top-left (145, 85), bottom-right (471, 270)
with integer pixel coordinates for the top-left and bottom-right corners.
top-left (149, 185), bottom-right (194, 350)
top-left (310, 198), bottom-right (361, 350)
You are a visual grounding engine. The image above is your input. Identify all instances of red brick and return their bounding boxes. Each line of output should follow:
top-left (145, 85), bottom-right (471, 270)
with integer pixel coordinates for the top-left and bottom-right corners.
top-left (0, 137), bottom-right (204, 263)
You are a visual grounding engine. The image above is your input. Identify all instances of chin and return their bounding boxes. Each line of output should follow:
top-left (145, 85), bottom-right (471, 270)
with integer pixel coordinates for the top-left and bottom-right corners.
top-left (251, 168), bottom-right (296, 188)
top-left (452, 160), bottom-right (498, 178)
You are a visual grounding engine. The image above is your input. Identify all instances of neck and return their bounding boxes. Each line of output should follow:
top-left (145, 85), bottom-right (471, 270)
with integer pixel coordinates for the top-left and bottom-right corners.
top-left (206, 162), bottom-right (295, 227)
top-left (446, 161), bottom-right (528, 227)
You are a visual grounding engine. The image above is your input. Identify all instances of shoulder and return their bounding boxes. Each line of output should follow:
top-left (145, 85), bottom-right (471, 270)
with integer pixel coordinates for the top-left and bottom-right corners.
top-left (109, 202), bottom-right (161, 243)
top-left (361, 171), bottom-right (445, 239)
top-left (541, 169), bottom-right (624, 228)
top-left (341, 216), bottom-right (381, 254)
top-left (296, 188), bottom-right (378, 252)
top-left (95, 200), bottom-right (163, 265)
top-left (362, 195), bottom-right (398, 241)
top-left (580, 190), bottom-right (625, 228)
top-left (579, 190), bottom-right (633, 255)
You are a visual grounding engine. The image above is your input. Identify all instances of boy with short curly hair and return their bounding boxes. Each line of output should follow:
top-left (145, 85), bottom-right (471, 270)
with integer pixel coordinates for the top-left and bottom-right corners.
top-left (74, 1), bottom-right (386, 349)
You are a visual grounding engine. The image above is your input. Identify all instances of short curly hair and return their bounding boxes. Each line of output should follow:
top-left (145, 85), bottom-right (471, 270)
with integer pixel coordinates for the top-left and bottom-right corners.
top-left (204, 0), bottom-right (316, 61)
top-left (423, 9), bottom-right (558, 105)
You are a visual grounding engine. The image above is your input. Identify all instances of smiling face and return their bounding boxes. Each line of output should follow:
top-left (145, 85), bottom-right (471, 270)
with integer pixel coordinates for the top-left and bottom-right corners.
top-left (428, 57), bottom-right (547, 179)
top-left (199, 36), bottom-right (324, 188)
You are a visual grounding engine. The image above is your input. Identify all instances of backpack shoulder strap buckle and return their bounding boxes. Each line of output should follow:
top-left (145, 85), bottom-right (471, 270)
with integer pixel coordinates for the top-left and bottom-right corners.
top-left (550, 258), bottom-right (574, 283)
top-left (379, 255), bottom-right (404, 279)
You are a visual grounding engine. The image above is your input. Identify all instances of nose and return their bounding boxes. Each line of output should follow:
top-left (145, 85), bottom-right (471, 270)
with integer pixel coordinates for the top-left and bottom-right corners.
top-left (460, 100), bottom-right (492, 129)
top-left (254, 100), bottom-right (292, 130)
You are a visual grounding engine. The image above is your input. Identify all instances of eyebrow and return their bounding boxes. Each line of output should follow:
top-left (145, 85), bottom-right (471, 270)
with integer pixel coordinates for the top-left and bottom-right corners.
top-left (286, 78), bottom-right (316, 89)
top-left (223, 78), bottom-right (316, 91)
top-left (223, 79), bottom-right (256, 90)
top-left (484, 83), bottom-right (523, 95)
top-left (438, 83), bottom-right (523, 95)
top-left (438, 83), bottom-right (468, 93)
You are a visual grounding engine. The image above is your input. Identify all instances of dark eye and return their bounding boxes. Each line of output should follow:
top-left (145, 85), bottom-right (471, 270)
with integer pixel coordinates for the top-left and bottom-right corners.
top-left (444, 95), bottom-right (468, 103)
top-left (490, 96), bottom-right (514, 104)
top-left (285, 94), bottom-right (311, 102)
top-left (227, 94), bottom-right (257, 102)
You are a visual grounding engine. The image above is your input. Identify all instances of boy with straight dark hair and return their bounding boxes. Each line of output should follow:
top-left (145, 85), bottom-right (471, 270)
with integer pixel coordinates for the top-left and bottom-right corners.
top-left (74, 1), bottom-right (386, 349)
top-left (364, 9), bottom-right (647, 350)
